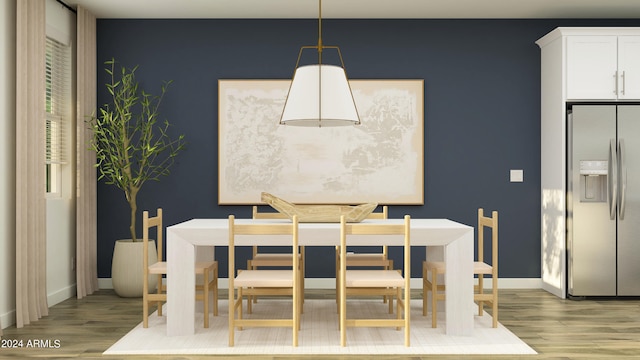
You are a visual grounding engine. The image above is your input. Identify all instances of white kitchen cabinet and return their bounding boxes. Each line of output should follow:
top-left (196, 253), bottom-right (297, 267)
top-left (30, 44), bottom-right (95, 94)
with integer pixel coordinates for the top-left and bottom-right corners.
top-left (617, 36), bottom-right (640, 99)
top-left (536, 28), bottom-right (640, 299)
top-left (566, 36), bottom-right (617, 99)
top-left (566, 34), bottom-right (640, 100)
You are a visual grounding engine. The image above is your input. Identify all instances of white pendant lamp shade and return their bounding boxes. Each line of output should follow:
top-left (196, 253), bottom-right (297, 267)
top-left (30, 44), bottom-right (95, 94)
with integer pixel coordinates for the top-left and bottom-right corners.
top-left (280, 64), bottom-right (359, 127)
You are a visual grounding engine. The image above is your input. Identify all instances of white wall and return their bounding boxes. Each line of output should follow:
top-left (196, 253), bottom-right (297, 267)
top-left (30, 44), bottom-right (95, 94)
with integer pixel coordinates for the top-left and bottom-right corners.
top-left (1, 0), bottom-right (77, 330)
top-left (0, 0), bottom-right (16, 330)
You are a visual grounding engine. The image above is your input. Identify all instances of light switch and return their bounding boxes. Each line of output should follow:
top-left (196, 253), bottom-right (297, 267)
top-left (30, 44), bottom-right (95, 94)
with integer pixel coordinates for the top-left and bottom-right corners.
top-left (510, 169), bottom-right (523, 182)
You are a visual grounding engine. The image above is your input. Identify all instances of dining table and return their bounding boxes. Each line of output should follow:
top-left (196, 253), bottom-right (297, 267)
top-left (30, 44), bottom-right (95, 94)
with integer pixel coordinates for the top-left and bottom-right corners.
top-left (166, 217), bottom-right (475, 337)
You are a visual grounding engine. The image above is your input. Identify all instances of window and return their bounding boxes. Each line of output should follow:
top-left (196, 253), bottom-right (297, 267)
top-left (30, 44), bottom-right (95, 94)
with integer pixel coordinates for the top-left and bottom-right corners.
top-left (45, 36), bottom-right (71, 195)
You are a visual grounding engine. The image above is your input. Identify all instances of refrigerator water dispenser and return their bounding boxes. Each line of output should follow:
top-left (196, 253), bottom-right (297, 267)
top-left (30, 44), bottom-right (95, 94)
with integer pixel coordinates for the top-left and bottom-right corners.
top-left (579, 160), bottom-right (607, 202)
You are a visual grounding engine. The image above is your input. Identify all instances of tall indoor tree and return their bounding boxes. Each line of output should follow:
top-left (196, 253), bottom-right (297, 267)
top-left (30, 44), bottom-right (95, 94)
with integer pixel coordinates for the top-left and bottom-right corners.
top-left (89, 58), bottom-right (185, 241)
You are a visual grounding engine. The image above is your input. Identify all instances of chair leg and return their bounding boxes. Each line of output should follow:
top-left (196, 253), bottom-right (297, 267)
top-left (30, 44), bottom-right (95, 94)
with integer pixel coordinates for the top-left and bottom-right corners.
top-left (293, 278), bottom-right (299, 347)
top-left (238, 288), bottom-right (244, 331)
top-left (422, 264), bottom-right (427, 316)
top-left (384, 259), bottom-right (395, 304)
top-left (143, 293), bottom-right (149, 328)
top-left (203, 271), bottom-right (210, 328)
top-left (339, 276), bottom-right (346, 347)
top-left (156, 274), bottom-right (163, 316)
top-left (247, 260), bottom-right (256, 304)
top-left (235, 270), bottom-right (251, 315)
top-left (431, 269), bottom-right (438, 328)
top-left (336, 275), bottom-right (342, 329)
top-left (384, 261), bottom-right (393, 310)
top-left (492, 282), bottom-right (498, 328)
top-left (404, 284), bottom-right (411, 347)
top-left (297, 272), bottom-right (303, 331)
top-left (335, 246), bottom-right (339, 310)
top-left (299, 265), bottom-right (305, 314)
top-left (478, 274), bottom-right (484, 316)
top-left (396, 287), bottom-right (402, 330)
top-left (228, 287), bottom-right (234, 346)
top-left (213, 265), bottom-right (219, 316)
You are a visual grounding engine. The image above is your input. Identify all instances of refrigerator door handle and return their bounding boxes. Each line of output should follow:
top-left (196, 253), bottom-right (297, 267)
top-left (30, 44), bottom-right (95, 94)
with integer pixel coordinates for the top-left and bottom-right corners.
top-left (619, 138), bottom-right (627, 220)
top-left (609, 139), bottom-right (618, 220)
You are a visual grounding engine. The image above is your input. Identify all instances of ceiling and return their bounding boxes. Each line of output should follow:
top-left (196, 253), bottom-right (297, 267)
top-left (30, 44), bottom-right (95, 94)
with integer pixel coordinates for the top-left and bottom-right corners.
top-left (63, 0), bottom-right (640, 19)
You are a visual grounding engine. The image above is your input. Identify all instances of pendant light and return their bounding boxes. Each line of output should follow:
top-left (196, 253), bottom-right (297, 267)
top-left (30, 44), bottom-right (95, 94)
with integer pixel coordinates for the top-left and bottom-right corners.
top-left (280, 0), bottom-right (360, 127)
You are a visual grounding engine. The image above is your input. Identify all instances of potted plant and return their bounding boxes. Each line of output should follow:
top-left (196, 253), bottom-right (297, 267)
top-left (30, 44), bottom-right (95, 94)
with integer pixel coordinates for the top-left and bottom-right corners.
top-left (89, 58), bottom-right (185, 297)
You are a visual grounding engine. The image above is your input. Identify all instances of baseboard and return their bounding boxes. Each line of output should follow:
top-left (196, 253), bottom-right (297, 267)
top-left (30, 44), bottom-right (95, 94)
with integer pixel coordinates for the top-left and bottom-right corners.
top-left (48, 284), bottom-right (77, 307)
top-left (542, 282), bottom-right (566, 299)
top-left (98, 277), bottom-right (113, 290)
top-left (99, 277), bottom-right (543, 290)
top-left (1, 309), bottom-right (15, 330)
top-left (0, 285), bottom-right (77, 330)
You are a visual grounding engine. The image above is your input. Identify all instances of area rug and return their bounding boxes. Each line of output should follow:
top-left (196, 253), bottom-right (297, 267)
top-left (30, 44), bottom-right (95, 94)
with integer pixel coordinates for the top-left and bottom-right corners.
top-left (104, 299), bottom-right (536, 355)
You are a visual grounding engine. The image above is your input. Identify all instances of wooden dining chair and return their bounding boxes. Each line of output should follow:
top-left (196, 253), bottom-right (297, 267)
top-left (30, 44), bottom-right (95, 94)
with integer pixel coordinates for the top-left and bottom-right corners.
top-left (338, 214), bottom-right (411, 347)
top-left (228, 214), bottom-right (302, 347)
top-left (246, 206), bottom-right (305, 310)
top-left (422, 208), bottom-right (499, 328)
top-left (334, 205), bottom-right (393, 310)
top-left (142, 208), bottom-right (218, 328)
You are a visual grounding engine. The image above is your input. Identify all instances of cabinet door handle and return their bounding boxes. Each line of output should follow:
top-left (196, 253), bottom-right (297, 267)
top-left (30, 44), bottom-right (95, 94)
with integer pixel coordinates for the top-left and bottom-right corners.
top-left (614, 70), bottom-right (619, 95)
top-left (621, 70), bottom-right (626, 96)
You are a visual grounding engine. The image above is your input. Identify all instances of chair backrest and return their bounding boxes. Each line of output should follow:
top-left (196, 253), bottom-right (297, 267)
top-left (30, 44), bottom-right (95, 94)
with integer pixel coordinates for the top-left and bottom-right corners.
top-left (477, 208), bottom-right (498, 276)
top-left (143, 208), bottom-right (163, 271)
top-left (228, 214), bottom-right (299, 279)
top-left (340, 214), bottom-right (411, 280)
top-left (251, 206), bottom-right (289, 255)
top-left (366, 206), bottom-right (388, 255)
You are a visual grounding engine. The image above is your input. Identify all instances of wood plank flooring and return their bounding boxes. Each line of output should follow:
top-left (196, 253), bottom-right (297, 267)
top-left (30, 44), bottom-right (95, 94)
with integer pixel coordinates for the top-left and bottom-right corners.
top-left (1, 288), bottom-right (640, 359)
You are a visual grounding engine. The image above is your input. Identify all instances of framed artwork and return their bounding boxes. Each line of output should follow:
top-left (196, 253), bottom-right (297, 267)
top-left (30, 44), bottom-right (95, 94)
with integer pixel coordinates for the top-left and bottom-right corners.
top-left (218, 79), bottom-right (424, 205)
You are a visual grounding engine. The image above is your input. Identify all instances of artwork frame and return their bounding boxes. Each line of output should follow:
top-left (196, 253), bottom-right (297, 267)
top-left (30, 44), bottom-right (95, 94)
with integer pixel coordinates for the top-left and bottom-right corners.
top-left (218, 79), bottom-right (424, 205)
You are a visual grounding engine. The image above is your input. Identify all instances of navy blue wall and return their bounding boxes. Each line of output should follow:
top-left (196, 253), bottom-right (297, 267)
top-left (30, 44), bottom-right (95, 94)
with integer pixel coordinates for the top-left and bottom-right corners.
top-left (96, 18), bottom-right (640, 280)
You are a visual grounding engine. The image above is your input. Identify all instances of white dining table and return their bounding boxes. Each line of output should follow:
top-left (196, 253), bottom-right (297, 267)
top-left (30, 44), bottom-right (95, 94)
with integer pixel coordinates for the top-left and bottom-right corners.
top-left (166, 217), bottom-right (475, 337)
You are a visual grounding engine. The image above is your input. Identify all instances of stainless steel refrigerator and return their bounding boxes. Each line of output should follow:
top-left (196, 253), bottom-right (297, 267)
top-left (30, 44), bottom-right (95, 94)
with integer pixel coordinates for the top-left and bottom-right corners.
top-left (568, 105), bottom-right (640, 297)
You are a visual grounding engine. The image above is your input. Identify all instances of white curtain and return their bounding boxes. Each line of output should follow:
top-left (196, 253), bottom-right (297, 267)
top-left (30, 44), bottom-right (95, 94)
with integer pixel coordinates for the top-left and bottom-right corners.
top-left (75, 5), bottom-right (98, 299)
top-left (15, 0), bottom-right (48, 328)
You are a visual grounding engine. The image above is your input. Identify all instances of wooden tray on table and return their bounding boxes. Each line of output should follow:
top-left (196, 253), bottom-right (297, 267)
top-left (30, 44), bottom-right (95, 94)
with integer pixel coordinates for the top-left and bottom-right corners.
top-left (261, 192), bottom-right (377, 223)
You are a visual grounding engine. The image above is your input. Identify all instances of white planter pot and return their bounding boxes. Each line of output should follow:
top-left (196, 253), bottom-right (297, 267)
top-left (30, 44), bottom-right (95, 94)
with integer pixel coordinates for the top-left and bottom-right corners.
top-left (111, 239), bottom-right (158, 298)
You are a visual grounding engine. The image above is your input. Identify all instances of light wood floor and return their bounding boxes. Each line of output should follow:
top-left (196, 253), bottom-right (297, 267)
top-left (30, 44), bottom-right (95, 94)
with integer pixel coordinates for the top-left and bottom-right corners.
top-left (1, 288), bottom-right (640, 359)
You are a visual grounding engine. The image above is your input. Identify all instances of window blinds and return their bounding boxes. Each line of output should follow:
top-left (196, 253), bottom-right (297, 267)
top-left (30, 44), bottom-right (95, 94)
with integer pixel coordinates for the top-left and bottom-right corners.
top-left (45, 36), bottom-right (71, 165)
